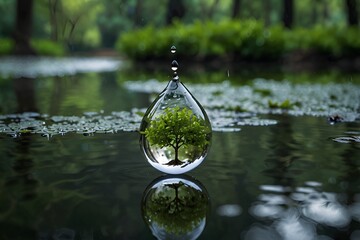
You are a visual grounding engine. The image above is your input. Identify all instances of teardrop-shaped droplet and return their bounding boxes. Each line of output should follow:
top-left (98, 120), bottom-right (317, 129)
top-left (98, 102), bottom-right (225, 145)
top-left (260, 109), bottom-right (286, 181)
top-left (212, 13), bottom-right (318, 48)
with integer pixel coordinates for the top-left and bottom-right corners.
top-left (171, 60), bottom-right (178, 72)
top-left (140, 76), bottom-right (212, 174)
top-left (170, 45), bottom-right (176, 54)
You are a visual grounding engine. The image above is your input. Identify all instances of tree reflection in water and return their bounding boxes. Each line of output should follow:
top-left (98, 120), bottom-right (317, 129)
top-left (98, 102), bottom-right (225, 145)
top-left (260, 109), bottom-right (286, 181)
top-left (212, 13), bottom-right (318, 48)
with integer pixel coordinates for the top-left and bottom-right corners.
top-left (141, 175), bottom-right (210, 240)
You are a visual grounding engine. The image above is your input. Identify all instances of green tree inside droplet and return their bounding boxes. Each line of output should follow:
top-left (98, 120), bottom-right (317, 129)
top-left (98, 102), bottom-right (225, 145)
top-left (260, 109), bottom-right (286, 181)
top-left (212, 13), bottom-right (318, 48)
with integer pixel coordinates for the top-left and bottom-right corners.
top-left (144, 107), bottom-right (210, 166)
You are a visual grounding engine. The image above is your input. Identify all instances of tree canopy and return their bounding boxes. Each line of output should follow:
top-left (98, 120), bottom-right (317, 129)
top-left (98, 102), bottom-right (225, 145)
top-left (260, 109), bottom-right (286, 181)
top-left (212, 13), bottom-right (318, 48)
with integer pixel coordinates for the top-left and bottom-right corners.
top-left (144, 107), bottom-right (210, 166)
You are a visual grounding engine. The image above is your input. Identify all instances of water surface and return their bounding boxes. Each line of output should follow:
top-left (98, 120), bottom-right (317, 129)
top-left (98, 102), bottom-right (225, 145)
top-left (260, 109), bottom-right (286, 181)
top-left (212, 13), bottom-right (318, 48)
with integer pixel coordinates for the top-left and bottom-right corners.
top-left (0, 60), bottom-right (359, 239)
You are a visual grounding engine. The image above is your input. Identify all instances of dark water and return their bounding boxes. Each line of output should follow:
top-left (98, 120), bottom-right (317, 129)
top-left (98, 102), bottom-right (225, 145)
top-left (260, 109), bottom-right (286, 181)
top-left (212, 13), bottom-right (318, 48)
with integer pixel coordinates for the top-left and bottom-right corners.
top-left (0, 63), bottom-right (360, 240)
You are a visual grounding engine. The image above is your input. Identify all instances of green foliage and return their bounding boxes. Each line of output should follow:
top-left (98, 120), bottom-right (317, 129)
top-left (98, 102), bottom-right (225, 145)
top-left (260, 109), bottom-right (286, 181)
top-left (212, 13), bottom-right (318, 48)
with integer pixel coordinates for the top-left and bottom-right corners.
top-left (117, 19), bottom-right (285, 60)
top-left (0, 38), bottom-right (65, 56)
top-left (285, 26), bottom-right (360, 57)
top-left (144, 107), bottom-right (210, 162)
top-left (0, 38), bottom-right (13, 55)
top-left (117, 19), bottom-right (360, 61)
top-left (31, 39), bottom-right (66, 56)
top-left (268, 99), bottom-right (296, 109)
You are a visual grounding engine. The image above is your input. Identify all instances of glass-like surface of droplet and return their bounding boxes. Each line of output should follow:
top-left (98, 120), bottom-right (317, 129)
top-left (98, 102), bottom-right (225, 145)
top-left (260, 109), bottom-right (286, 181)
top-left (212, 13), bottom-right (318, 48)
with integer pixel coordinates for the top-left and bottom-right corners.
top-left (171, 60), bottom-right (178, 71)
top-left (142, 175), bottom-right (210, 239)
top-left (140, 46), bottom-right (211, 174)
top-left (140, 80), bottom-right (211, 174)
top-left (170, 45), bottom-right (176, 54)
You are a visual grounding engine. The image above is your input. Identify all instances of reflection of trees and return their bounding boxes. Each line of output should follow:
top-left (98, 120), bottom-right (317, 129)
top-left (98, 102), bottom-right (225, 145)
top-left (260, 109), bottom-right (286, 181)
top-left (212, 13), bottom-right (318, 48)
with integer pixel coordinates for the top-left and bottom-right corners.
top-left (142, 176), bottom-right (209, 239)
top-left (335, 131), bottom-right (360, 239)
top-left (14, 77), bottom-right (38, 113)
top-left (263, 115), bottom-right (298, 188)
top-left (0, 136), bottom-right (39, 239)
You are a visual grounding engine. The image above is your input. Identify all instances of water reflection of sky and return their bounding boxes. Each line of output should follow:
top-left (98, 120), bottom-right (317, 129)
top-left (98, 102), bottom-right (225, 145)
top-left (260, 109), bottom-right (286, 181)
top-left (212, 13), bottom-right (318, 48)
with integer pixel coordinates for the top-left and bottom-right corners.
top-left (0, 56), bottom-right (121, 78)
top-left (247, 181), bottom-right (360, 240)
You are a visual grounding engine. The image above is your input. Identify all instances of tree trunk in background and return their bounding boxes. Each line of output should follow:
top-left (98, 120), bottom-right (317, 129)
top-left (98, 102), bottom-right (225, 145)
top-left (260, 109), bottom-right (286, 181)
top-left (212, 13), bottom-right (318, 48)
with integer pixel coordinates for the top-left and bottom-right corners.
top-left (134, 0), bottom-right (143, 27)
top-left (13, 0), bottom-right (36, 55)
top-left (208, 0), bottom-right (220, 19)
top-left (322, 0), bottom-right (329, 24)
top-left (345, 0), bottom-right (359, 26)
top-left (48, 0), bottom-right (59, 41)
top-left (282, 0), bottom-right (294, 29)
top-left (232, 0), bottom-right (241, 18)
top-left (166, 0), bottom-right (185, 25)
top-left (264, 0), bottom-right (271, 26)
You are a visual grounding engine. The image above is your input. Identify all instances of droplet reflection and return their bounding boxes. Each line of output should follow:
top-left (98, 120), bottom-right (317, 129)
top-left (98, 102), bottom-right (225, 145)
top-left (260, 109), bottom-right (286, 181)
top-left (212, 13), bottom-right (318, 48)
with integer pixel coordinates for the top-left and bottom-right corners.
top-left (141, 175), bottom-right (210, 240)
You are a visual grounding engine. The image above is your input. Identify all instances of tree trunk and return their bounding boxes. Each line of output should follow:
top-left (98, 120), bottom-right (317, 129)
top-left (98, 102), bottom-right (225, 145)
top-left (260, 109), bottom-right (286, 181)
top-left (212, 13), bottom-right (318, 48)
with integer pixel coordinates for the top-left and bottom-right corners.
top-left (165, 145), bottom-right (182, 166)
top-left (13, 0), bottom-right (36, 55)
top-left (174, 144), bottom-right (179, 162)
top-left (166, 0), bottom-right (186, 25)
top-left (134, 0), bottom-right (143, 27)
top-left (48, 0), bottom-right (59, 41)
top-left (264, 0), bottom-right (271, 26)
top-left (232, 0), bottom-right (241, 19)
top-left (345, 0), bottom-right (359, 26)
top-left (208, 0), bottom-right (220, 19)
top-left (282, 0), bottom-right (294, 29)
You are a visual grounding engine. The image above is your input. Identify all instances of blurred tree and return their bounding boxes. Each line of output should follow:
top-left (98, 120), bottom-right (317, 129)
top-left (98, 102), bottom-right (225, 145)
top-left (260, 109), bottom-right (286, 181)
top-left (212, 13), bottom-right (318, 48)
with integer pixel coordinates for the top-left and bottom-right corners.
top-left (13, 0), bottom-right (36, 55)
top-left (97, 0), bottom-right (130, 48)
top-left (209, 0), bottom-right (221, 19)
top-left (48, 0), bottom-right (60, 41)
top-left (44, 0), bottom-right (102, 50)
top-left (282, 0), bottom-right (293, 28)
top-left (345, 0), bottom-right (359, 26)
top-left (232, 0), bottom-right (241, 18)
top-left (0, 0), bottom-right (15, 37)
top-left (166, 0), bottom-right (186, 25)
top-left (264, 0), bottom-right (271, 26)
top-left (134, 0), bottom-right (143, 26)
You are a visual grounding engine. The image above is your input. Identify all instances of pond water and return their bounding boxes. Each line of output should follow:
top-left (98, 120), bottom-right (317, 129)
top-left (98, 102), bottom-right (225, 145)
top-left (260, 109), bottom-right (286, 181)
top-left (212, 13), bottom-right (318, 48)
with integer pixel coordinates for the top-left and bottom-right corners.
top-left (0, 57), bottom-right (360, 239)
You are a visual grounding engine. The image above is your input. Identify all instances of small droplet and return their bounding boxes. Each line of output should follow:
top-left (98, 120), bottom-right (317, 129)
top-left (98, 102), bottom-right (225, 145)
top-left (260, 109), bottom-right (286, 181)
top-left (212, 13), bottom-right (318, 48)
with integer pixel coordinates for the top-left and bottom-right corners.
top-left (170, 45), bottom-right (176, 54)
top-left (173, 73), bottom-right (179, 81)
top-left (171, 60), bottom-right (178, 71)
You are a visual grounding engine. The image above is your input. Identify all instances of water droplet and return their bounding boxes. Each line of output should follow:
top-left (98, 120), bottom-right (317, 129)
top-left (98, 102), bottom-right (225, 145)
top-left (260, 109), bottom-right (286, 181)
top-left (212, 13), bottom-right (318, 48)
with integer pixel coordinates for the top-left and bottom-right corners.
top-left (139, 54), bottom-right (212, 174)
top-left (171, 60), bottom-right (178, 71)
top-left (170, 45), bottom-right (176, 54)
top-left (173, 72), bottom-right (179, 81)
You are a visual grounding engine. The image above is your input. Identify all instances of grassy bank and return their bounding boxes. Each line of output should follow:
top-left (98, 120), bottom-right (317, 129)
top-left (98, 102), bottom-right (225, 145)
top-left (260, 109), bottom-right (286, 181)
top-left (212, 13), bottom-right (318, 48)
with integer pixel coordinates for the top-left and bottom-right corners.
top-left (0, 38), bottom-right (65, 56)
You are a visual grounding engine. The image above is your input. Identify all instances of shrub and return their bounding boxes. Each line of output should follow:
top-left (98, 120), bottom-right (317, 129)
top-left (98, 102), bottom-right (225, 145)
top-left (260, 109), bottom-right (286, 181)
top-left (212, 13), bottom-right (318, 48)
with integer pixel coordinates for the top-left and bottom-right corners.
top-left (116, 20), bottom-right (360, 61)
top-left (0, 38), bottom-right (14, 55)
top-left (31, 39), bottom-right (66, 56)
top-left (0, 38), bottom-right (65, 56)
top-left (116, 20), bottom-right (286, 61)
